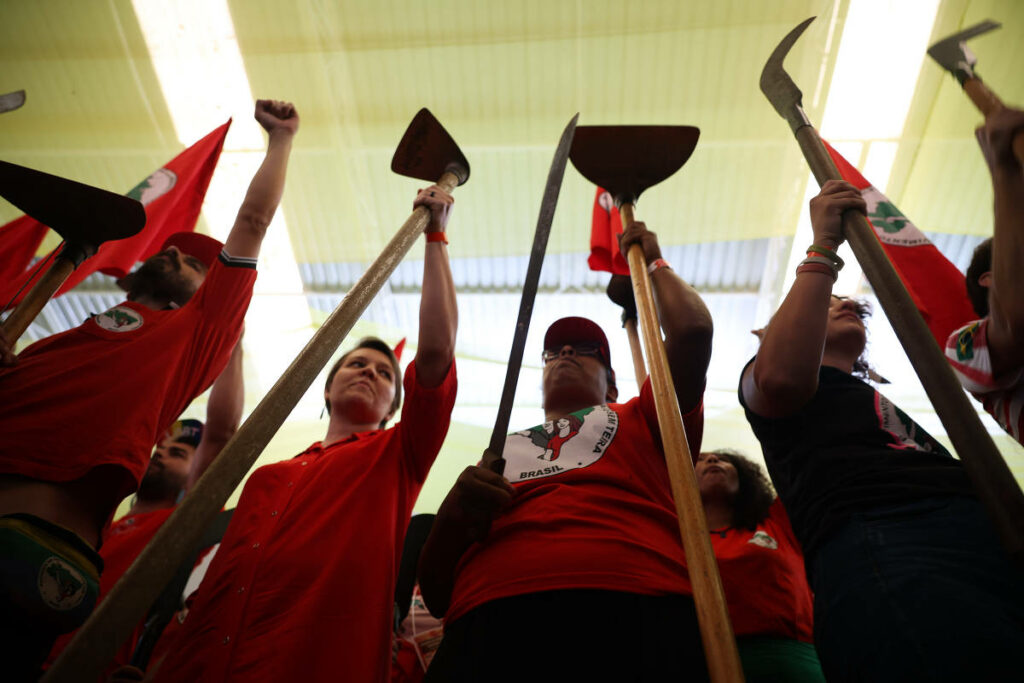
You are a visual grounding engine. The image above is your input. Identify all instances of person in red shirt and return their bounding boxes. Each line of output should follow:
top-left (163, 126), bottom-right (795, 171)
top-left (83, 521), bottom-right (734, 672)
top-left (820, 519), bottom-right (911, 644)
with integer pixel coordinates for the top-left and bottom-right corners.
top-left (696, 449), bottom-right (823, 682)
top-left (47, 336), bottom-right (244, 678)
top-left (0, 99), bottom-right (298, 679)
top-left (418, 221), bottom-right (714, 682)
top-left (150, 185), bottom-right (458, 683)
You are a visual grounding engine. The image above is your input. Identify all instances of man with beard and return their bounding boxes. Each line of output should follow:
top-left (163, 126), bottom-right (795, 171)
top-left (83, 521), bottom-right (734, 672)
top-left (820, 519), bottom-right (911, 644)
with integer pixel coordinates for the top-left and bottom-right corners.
top-left (0, 98), bottom-right (298, 678)
top-left (46, 337), bottom-right (243, 675)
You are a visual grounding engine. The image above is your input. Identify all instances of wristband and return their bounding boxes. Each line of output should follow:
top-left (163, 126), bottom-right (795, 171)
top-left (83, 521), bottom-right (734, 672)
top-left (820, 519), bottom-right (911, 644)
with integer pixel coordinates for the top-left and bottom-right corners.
top-left (806, 243), bottom-right (844, 269)
top-left (796, 258), bottom-right (837, 282)
top-left (647, 258), bottom-right (671, 275)
top-left (426, 231), bottom-right (448, 244)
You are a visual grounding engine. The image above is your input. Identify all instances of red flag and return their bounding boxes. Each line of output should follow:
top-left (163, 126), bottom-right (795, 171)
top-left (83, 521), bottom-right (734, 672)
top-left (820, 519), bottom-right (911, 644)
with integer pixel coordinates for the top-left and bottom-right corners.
top-left (588, 187), bottom-right (630, 276)
top-left (824, 140), bottom-right (977, 345)
top-left (0, 120), bottom-right (231, 309)
top-left (0, 216), bottom-right (49, 305)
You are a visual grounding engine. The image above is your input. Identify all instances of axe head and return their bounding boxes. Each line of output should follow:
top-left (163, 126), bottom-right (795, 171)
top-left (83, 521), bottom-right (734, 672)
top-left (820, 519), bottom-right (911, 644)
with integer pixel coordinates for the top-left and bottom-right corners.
top-left (760, 17), bottom-right (816, 130)
top-left (569, 126), bottom-right (699, 207)
top-left (0, 161), bottom-right (145, 249)
top-left (927, 20), bottom-right (1001, 84)
top-left (391, 108), bottom-right (470, 186)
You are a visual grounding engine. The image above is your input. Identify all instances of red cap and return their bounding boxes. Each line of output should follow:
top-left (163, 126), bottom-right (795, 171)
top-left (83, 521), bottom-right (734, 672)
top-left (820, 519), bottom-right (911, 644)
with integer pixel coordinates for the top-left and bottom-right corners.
top-left (161, 231), bottom-right (223, 268)
top-left (544, 317), bottom-right (613, 370)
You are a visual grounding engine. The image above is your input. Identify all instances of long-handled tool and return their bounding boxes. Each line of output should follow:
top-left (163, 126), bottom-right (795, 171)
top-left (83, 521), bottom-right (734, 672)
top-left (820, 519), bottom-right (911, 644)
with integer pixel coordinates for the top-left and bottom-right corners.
top-left (571, 126), bottom-right (745, 683)
top-left (482, 113), bottom-right (578, 473)
top-left (129, 509), bottom-right (235, 670)
top-left (0, 161), bottom-right (146, 343)
top-left (928, 20), bottom-right (1024, 164)
top-left (762, 18), bottom-right (1024, 563)
top-left (606, 274), bottom-right (647, 386)
top-left (43, 108), bottom-right (470, 682)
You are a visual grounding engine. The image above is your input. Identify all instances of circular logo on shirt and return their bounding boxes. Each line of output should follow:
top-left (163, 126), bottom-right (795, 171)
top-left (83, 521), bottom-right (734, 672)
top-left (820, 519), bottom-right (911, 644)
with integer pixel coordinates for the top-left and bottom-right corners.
top-left (502, 405), bottom-right (619, 483)
top-left (38, 556), bottom-right (87, 611)
top-left (747, 531), bottom-right (778, 550)
top-left (95, 305), bottom-right (144, 332)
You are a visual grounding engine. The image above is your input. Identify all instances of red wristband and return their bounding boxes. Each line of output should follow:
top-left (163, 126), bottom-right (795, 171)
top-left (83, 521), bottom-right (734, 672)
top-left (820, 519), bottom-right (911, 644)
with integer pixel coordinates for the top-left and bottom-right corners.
top-left (647, 258), bottom-right (671, 275)
top-left (426, 231), bottom-right (448, 244)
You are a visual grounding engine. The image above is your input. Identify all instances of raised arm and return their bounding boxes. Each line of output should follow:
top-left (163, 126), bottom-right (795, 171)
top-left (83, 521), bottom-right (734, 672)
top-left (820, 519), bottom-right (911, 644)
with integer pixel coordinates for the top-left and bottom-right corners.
top-left (222, 100), bottom-right (299, 260)
top-left (976, 107), bottom-right (1024, 376)
top-left (185, 336), bottom-right (244, 491)
top-left (619, 222), bottom-right (713, 413)
top-left (411, 185), bottom-right (458, 388)
top-left (742, 180), bottom-right (866, 418)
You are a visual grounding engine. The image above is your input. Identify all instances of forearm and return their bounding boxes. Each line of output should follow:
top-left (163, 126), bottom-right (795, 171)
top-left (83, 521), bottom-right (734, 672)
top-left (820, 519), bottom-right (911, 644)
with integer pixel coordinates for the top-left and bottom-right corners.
top-left (186, 341), bottom-right (244, 490)
top-left (990, 166), bottom-right (1024, 333)
top-left (417, 519), bottom-right (473, 619)
top-left (650, 268), bottom-right (713, 411)
top-left (415, 241), bottom-right (457, 387)
top-left (223, 130), bottom-right (295, 258)
top-left (752, 272), bottom-right (832, 405)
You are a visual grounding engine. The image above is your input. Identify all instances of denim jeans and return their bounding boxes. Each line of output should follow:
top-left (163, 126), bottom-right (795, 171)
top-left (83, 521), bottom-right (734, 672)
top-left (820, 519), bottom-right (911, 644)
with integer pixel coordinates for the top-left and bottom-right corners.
top-left (809, 496), bottom-right (1024, 683)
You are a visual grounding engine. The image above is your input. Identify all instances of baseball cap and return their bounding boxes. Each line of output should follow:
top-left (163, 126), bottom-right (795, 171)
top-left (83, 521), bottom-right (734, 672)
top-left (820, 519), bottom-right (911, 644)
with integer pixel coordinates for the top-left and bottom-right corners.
top-left (161, 231), bottom-right (223, 268)
top-left (544, 317), bottom-right (615, 386)
top-left (164, 418), bottom-right (204, 448)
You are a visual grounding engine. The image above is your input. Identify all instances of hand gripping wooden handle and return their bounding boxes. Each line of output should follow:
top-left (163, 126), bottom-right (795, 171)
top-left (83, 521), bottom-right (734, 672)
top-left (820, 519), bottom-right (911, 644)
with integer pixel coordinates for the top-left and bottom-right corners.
top-left (963, 79), bottom-right (1024, 164)
top-left (620, 203), bottom-right (744, 683)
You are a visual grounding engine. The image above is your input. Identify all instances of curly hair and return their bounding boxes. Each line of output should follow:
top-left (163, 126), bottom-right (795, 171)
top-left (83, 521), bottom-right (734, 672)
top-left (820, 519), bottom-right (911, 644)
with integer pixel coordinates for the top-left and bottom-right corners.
top-left (707, 449), bottom-right (776, 530)
top-left (965, 238), bottom-right (992, 318)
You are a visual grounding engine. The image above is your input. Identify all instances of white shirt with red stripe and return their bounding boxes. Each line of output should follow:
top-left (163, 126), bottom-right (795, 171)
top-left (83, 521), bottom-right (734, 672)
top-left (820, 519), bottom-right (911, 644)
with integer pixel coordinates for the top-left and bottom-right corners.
top-left (946, 318), bottom-right (1024, 444)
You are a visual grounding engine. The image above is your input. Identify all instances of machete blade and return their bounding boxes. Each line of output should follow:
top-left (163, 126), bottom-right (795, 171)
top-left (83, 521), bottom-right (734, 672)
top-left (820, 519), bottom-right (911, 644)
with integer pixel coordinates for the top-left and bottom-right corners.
top-left (484, 113), bottom-right (580, 471)
top-left (760, 17), bottom-right (816, 131)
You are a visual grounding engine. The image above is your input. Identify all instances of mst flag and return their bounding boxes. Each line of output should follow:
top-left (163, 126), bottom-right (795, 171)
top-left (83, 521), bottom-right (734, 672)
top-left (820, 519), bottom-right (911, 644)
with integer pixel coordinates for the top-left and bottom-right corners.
top-left (0, 120), bottom-right (231, 309)
top-left (824, 140), bottom-right (976, 345)
top-left (588, 187), bottom-right (630, 275)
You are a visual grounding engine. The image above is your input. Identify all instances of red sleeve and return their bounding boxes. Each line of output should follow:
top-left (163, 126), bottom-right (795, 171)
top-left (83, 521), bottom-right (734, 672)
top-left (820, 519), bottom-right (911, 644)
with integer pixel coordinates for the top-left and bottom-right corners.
top-left (397, 359), bottom-right (458, 482)
top-left (637, 377), bottom-right (705, 457)
top-left (188, 250), bottom-right (258, 322)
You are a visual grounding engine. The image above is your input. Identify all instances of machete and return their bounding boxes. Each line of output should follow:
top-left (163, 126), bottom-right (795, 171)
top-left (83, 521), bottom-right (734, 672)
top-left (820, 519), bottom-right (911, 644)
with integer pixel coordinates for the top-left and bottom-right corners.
top-left (482, 113), bottom-right (579, 475)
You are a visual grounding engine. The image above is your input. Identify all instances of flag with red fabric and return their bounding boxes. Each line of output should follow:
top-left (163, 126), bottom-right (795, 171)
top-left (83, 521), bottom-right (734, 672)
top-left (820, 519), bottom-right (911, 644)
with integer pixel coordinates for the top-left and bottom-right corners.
top-left (824, 140), bottom-right (977, 345)
top-left (588, 187), bottom-right (630, 276)
top-left (0, 120), bottom-right (231, 309)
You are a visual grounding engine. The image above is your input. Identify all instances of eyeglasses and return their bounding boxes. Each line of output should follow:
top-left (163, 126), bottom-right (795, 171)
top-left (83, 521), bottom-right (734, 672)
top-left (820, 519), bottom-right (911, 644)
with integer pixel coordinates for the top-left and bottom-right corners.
top-left (541, 343), bottom-right (604, 364)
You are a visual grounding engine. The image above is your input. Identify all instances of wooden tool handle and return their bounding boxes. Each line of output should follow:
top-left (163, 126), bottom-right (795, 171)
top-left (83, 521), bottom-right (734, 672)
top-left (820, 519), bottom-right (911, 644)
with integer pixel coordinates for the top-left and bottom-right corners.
top-left (794, 125), bottom-right (1024, 564)
top-left (43, 170), bottom-right (463, 683)
top-left (620, 204), bottom-right (744, 682)
top-left (1, 257), bottom-right (76, 344)
top-left (623, 318), bottom-right (648, 386)
top-left (964, 79), bottom-right (1024, 165)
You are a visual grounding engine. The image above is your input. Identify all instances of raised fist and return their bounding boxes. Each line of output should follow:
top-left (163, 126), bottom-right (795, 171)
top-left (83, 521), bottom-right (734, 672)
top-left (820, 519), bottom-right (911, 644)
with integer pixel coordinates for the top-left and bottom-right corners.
top-left (254, 99), bottom-right (299, 136)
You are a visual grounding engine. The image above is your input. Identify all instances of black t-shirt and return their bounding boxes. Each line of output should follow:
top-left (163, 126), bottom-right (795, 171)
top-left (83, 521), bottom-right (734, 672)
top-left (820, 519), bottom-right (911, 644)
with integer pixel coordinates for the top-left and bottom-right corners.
top-left (739, 360), bottom-right (974, 559)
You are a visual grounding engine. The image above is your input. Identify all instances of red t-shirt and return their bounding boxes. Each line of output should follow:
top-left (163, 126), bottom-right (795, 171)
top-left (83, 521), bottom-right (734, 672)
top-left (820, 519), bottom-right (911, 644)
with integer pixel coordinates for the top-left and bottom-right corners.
top-left (154, 361), bottom-right (457, 683)
top-left (0, 252), bottom-right (255, 501)
top-left (446, 380), bottom-right (704, 624)
top-left (709, 498), bottom-right (814, 642)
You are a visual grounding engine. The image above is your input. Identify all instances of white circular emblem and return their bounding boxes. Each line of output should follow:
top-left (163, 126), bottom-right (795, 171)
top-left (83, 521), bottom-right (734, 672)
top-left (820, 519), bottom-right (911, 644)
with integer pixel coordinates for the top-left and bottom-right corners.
top-left (503, 405), bottom-right (619, 483)
top-left (127, 168), bottom-right (178, 206)
top-left (95, 305), bottom-right (144, 332)
top-left (38, 556), bottom-right (88, 611)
